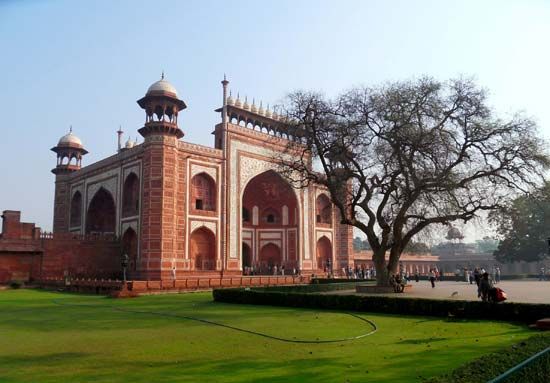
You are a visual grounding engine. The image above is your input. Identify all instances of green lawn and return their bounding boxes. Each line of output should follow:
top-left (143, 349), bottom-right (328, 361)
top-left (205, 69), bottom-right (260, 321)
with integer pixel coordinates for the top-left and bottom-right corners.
top-left (0, 289), bottom-right (535, 383)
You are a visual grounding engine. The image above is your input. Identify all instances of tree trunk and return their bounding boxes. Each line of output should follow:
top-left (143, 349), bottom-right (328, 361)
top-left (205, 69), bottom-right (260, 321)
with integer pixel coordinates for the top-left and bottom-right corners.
top-left (372, 249), bottom-right (389, 286)
top-left (387, 246), bottom-right (401, 277)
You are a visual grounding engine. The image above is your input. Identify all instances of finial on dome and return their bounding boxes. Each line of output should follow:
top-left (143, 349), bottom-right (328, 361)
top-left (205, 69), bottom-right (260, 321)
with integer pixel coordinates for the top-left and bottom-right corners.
top-left (161, 70), bottom-right (165, 80)
top-left (227, 90), bottom-right (234, 106)
top-left (272, 106), bottom-right (279, 120)
top-left (69, 125), bottom-right (72, 133)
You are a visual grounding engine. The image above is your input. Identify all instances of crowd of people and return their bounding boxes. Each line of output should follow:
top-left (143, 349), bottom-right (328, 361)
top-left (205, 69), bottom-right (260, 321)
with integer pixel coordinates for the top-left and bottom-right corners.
top-left (242, 264), bottom-right (299, 276)
top-left (341, 265), bottom-right (376, 280)
top-left (458, 266), bottom-right (501, 285)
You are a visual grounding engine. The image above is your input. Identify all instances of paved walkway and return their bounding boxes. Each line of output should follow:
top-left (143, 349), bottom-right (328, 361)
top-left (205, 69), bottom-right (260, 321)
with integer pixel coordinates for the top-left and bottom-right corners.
top-left (327, 280), bottom-right (550, 304)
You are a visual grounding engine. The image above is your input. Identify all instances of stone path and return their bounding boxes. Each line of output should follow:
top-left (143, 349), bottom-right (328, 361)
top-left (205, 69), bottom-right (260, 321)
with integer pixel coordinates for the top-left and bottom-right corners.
top-left (327, 280), bottom-right (550, 304)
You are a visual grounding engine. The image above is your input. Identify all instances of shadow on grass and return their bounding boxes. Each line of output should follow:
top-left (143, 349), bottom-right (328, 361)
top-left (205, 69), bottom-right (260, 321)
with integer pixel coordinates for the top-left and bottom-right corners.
top-left (1, 352), bottom-right (90, 365)
top-left (398, 337), bottom-right (449, 345)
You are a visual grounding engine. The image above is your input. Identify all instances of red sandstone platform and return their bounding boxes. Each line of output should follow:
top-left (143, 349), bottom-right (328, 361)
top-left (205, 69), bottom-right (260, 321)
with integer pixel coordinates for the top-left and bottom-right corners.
top-left (40, 275), bottom-right (311, 296)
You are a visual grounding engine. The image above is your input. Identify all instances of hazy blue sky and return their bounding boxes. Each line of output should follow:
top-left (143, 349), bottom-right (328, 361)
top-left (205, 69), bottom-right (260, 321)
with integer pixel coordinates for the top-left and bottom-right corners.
top-left (1, 0), bottom-right (549, 236)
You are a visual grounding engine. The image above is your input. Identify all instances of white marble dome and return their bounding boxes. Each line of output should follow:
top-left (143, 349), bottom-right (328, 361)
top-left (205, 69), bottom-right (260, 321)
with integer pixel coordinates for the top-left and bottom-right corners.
top-left (146, 79), bottom-right (178, 96)
top-left (58, 132), bottom-right (83, 147)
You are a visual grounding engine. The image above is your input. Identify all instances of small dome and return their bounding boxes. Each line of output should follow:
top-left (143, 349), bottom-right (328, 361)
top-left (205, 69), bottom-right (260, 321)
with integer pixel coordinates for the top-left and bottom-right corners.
top-left (226, 91), bottom-right (234, 106)
top-left (146, 78), bottom-right (178, 97)
top-left (243, 97), bottom-right (250, 111)
top-left (125, 137), bottom-right (135, 149)
top-left (258, 102), bottom-right (265, 116)
top-left (58, 131), bottom-right (83, 148)
top-left (235, 94), bottom-right (242, 108)
top-left (251, 99), bottom-right (258, 114)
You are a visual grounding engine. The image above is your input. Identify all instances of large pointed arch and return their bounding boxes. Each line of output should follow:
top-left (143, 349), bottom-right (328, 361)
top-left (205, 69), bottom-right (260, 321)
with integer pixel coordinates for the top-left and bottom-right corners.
top-left (241, 170), bottom-right (300, 272)
top-left (241, 170), bottom-right (300, 226)
top-left (86, 188), bottom-right (116, 234)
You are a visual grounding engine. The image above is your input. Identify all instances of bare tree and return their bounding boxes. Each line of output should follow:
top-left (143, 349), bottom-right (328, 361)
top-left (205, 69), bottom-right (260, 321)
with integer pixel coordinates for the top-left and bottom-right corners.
top-left (277, 77), bottom-right (549, 285)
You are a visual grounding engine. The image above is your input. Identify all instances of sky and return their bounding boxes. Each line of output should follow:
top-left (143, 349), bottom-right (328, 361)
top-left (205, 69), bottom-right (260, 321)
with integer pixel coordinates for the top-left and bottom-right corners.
top-left (1, 0), bottom-right (549, 239)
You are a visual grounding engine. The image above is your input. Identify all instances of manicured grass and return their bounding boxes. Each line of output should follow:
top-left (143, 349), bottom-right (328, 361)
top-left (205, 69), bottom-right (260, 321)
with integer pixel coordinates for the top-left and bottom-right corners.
top-left (0, 289), bottom-right (536, 383)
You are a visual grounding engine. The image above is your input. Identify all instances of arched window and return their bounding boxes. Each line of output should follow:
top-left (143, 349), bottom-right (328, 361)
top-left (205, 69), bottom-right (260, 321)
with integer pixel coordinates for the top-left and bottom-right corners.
top-left (262, 207), bottom-right (279, 224)
top-left (70, 191), bottom-right (82, 227)
top-left (316, 194), bottom-right (332, 225)
top-left (122, 173), bottom-right (140, 218)
top-left (191, 173), bottom-right (216, 211)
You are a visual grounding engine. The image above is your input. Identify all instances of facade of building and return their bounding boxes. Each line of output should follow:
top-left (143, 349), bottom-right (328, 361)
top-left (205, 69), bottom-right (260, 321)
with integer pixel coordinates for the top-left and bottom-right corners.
top-left (49, 76), bottom-right (353, 281)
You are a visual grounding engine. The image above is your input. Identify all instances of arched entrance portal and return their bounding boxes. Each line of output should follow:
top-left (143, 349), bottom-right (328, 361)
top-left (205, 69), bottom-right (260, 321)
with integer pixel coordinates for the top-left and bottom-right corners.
top-left (316, 236), bottom-right (332, 272)
top-left (86, 188), bottom-right (116, 234)
top-left (242, 243), bottom-right (252, 269)
top-left (241, 170), bottom-right (299, 274)
top-left (190, 228), bottom-right (216, 271)
top-left (259, 243), bottom-right (282, 273)
top-left (122, 228), bottom-right (138, 271)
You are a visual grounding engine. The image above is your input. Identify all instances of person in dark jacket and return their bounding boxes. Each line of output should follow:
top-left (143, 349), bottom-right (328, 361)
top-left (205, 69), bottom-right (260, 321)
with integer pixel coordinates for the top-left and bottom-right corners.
top-left (479, 272), bottom-right (494, 302)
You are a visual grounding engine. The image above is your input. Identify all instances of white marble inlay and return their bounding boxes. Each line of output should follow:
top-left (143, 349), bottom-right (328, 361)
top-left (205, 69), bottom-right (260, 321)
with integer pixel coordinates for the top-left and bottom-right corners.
top-left (259, 232), bottom-right (282, 239)
top-left (190, 164), bottom-right (217, 181)
top-left (190, 220), bottom-right (217, 234)
top-left (316, 230), bottom-right (333, 242)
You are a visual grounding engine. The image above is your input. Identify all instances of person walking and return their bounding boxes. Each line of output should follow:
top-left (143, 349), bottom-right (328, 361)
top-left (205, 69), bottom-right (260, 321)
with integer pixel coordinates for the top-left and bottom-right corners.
top-left (474, 268), bottom-right (481, 287)
top-left (429, 268), bottom-right (436, 288)
top-left (495, 267), bottom-right (501, 284)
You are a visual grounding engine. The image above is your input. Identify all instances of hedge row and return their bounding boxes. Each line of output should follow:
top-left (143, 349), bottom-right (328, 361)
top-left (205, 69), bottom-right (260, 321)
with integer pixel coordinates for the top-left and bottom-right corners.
top-left (310, 278), bottom-right (375, 284)
top-left (253, 282), bottom-right (367, 293)
top-left (212, 288), bottom-right (550, 324)
top-left (425, 333), bottom-right (550, 383)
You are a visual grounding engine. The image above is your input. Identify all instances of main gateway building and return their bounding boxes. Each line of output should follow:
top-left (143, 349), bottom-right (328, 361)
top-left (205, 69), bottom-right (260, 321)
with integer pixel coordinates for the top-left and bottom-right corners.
top-left (49, 76), bottom-right (353, 280)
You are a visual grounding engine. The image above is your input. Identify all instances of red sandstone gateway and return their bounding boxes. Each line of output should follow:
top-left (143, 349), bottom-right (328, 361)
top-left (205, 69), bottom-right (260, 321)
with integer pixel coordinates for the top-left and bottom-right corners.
top-left (1, 76), bottom-right (362, 285)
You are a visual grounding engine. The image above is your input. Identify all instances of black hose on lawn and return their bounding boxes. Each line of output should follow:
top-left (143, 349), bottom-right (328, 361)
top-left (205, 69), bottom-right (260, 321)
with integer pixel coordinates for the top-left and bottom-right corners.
top-left (51, 299), bottom-right (377, 344)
